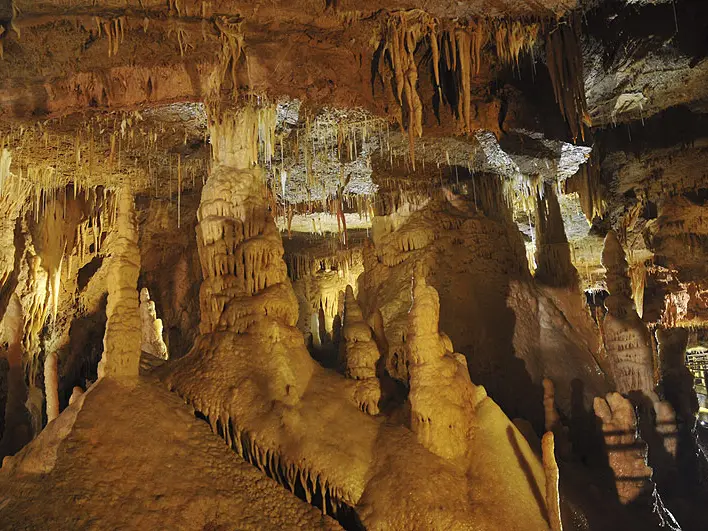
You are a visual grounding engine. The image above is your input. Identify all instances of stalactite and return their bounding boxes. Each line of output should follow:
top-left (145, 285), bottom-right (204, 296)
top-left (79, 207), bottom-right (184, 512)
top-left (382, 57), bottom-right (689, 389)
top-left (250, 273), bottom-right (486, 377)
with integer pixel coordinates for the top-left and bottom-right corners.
top-left (545, 14), bottom-right (589, 142)
top-left (377, 10), bottom-right (437, 168)
top-left (630, 263), bottom-right (647, 319)
top-left (564, 154), bottom-right (604, 222)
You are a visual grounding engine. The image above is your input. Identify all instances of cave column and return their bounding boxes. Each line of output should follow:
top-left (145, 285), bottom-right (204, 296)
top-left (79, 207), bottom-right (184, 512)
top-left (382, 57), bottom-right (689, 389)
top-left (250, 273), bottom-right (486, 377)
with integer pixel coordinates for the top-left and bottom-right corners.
top-left (196, 105), bottom-right (297, 335)
top-left (97, 188), bottom-right (141, 378)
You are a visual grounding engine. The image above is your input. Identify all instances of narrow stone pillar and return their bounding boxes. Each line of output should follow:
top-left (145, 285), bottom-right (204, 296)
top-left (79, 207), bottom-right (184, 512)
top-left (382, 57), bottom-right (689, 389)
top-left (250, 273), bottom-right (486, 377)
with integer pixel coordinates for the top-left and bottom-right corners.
top-left (600, 231), bottom-right (655, 396)
top-left (97, 188), bottom-right (141, 378)
top-left (44, 351), bottom-right (59, 423)
top-left (340, 285), bottom-right (381, 414)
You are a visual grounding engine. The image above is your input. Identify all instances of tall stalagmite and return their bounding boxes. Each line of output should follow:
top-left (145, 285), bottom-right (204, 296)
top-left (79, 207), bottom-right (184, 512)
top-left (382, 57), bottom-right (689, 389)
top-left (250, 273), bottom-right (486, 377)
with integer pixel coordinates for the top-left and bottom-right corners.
top-left (97, 188), bottom-right (141, 378)
top-left (197, 107), bottom-right (298, 336)
top-left (600, 231), bottom-right (655, 396)
top-left (406, 265), bottom-right (480, 462)
top-left (340, 285), bottom-right (381, 415)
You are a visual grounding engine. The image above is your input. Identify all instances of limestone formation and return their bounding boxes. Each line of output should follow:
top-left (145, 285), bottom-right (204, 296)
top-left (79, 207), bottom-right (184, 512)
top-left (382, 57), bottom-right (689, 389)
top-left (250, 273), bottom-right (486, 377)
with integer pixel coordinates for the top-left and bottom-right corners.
top-left (0, 1), bottom-right (707, 528)
top-left (340, 285), bottom-right (381, 415)
top-left (140, 287), bottom-right (168, 360)
top-left (97, 188), bottom-right (142, 379)
top-left (163, 104), bottom-right (550, 529)
top-left (542, 432), bottom-right (563, 531)
top-left (600, 232), bottom-right (655, 396)
top-left (44, 351), bottom-right (59, 423)
top-left (594, 392), bottom-right (653, 504)
top-left (406, 265), bottom-right (482, 462)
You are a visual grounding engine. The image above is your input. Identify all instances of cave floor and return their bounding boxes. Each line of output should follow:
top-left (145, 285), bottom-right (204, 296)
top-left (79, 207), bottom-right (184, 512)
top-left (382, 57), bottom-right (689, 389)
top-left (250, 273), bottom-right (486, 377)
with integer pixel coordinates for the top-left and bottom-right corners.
top-left (0, 378), bottom-right (341, 531)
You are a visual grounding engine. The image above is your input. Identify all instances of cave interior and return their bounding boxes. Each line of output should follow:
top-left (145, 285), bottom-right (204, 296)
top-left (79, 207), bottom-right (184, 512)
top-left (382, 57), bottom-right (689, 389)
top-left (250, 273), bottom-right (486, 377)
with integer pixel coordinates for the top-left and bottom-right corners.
top-left (0, 0), bottom-right (707, 530)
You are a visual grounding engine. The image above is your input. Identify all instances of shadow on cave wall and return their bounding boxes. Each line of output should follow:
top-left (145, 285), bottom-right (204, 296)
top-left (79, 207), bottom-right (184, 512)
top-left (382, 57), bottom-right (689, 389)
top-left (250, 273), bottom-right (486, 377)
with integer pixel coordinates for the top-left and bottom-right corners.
top-left (136, 191), bottom-right (202, 361)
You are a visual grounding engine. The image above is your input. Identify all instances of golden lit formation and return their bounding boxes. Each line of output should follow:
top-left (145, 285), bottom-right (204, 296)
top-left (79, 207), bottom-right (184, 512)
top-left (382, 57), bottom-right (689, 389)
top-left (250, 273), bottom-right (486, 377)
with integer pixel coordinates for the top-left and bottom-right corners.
top-left (0, 1), bottom-right (707, 530)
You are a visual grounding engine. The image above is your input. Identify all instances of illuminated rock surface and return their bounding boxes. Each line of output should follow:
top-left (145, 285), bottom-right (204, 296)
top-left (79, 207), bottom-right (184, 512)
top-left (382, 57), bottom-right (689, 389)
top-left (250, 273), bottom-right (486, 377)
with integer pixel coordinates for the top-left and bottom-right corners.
top-left (0, 1), bottom-right (707, 529)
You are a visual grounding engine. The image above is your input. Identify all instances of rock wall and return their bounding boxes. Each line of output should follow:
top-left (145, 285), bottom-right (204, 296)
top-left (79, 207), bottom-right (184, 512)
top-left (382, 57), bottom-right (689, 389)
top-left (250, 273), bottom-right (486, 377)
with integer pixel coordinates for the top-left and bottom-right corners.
top-left (359, 187), bottom-right (609, 425)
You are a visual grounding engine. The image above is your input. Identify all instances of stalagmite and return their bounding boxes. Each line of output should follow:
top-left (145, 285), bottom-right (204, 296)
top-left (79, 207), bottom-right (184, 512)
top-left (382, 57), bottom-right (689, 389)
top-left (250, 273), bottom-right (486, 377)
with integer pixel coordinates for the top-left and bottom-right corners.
top-left (139, 288), bottom-right (168, 360)
top-left (594, 392), bottom-right (653, 504)
top-left (68, 386), bottom-right (84, 406)
top-left (97, 188), bottom-right (141, 378)
top-left (542, 432), bottom-right (563, 531)
top-left (340, 285), bottom-right (381, 415)
top-left (0, 295), bottom-right (33, 461)
top-left (600, 231), bottom-right (655, 396)
top-left (44, 351), bottom-right (59, 423)
top-left (406, 263), bottom-right (483, 462)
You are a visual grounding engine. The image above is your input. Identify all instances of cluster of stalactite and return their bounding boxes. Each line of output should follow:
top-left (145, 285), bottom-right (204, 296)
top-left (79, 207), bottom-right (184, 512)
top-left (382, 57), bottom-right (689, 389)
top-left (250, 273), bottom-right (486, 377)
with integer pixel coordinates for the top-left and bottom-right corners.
top-left (19, 185), bottom-right (116, 384)
top-left (1, 110), bottom-right (208, 215)
top-left (545, 13), bottom-right (589, 142)
top-left (95, 16), bottom-right (126, 58)
top-left (201, 408), bottom-right (350, 517)
top-left (534, 182), bottom-right (580, 289)
top-left (564, 153), bottom-right (604, 222)
top-left (286, 247), bottom-right (361, 282)
top-left (375, 12), bottom-right (544, 162)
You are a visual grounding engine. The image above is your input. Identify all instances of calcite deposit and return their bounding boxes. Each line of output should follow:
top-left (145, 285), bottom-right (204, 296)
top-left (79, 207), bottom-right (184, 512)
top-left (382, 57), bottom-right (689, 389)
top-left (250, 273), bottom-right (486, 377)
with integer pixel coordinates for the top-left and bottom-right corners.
top-left (0, 1), bottom-right (707, 530)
